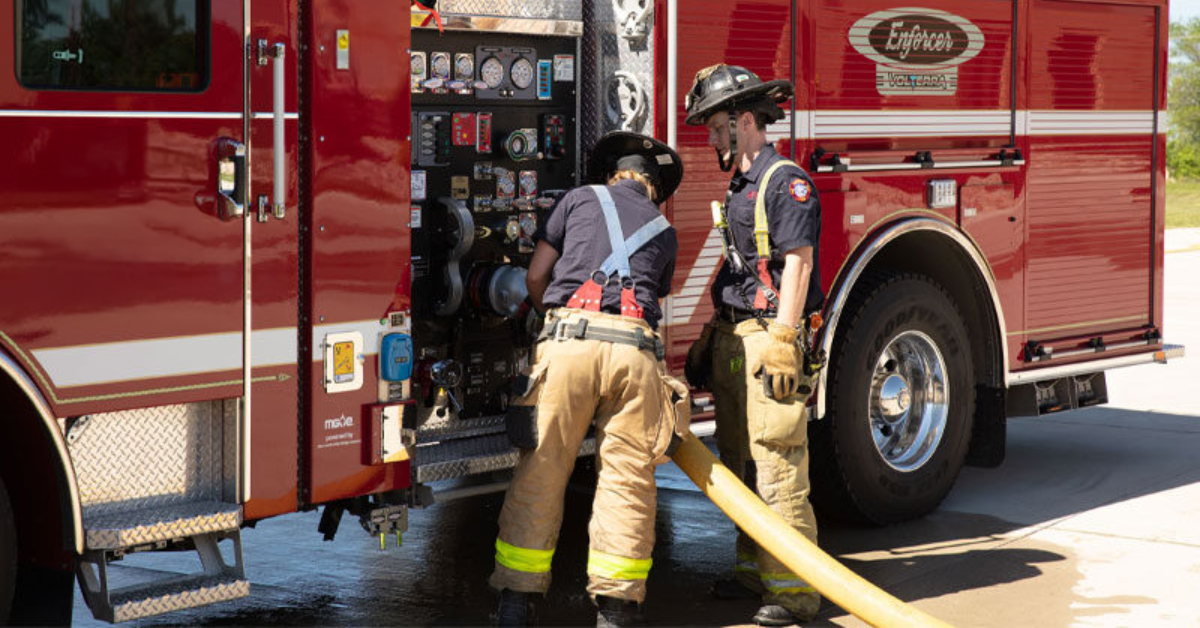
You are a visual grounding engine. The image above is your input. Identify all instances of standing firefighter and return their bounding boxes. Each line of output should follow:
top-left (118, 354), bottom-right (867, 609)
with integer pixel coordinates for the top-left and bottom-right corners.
top-left (490, 132), bottom-right (690, 627)
top-left (683, 65), bottom-right (825, 627)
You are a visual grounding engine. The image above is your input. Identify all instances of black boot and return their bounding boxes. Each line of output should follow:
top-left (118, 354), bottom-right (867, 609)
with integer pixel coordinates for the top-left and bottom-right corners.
top-left (752, 604), bottom-right (801, 627)
top-left (709, 577), bottom-right (760, 600)
top-left (493, 589), bottom-right (535, 627)
top-left (595, 595), bottom-right (641, 627)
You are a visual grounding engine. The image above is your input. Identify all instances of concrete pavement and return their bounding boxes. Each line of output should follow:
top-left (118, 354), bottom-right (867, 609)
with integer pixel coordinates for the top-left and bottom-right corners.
top-left (818, 244), bottom-right (1199, 627)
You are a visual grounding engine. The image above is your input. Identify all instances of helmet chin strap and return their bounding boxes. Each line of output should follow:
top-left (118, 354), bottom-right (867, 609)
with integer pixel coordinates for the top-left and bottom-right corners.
top-left (717, 114), bottom-right (737, 172)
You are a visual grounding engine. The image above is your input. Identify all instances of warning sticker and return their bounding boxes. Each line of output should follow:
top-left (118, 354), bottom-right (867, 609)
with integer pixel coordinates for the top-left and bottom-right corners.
top-left (333, 341), bottom-right (355, 383)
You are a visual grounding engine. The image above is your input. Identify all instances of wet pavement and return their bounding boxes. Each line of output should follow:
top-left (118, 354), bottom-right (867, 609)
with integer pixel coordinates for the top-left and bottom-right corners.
top-left (72, 250), bottom-right (1200, 627)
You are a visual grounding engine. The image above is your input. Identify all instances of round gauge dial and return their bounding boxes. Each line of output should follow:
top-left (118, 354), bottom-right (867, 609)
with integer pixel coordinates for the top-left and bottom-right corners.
top-left (510, 57), bottom-right (534, 90)
top-left (430, 53), bottom-right (451, 79)
top-left (454, 55), bottom-right (474, 80)
top-left (480, 57), bottom-right (504, 89)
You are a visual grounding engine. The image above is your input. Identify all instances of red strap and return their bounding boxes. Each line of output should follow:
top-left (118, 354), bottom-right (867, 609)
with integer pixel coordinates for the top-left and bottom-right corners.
top-left (620, 287), bottom-right (644, 319)
top-left (753, 258), bottom-right (775, 310)
top-left (412, 0), bottom-right (444, 33)
top-left (567, 279), bottom-right (604, 311)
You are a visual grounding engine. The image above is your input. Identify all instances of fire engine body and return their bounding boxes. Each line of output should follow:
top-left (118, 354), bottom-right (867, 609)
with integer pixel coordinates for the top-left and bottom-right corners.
top-left (0, 0), bottom-right (1180, 622)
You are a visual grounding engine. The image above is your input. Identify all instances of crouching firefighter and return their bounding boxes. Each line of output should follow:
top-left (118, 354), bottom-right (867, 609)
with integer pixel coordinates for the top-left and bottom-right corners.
top-left (490, 131), bottom-right (691, 627)
top-left (682, 65), bottom-right (826, 627)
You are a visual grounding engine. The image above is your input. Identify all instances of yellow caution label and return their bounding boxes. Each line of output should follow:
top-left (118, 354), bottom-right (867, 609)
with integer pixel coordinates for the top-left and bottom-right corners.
top-left (333, 341), bottom-right (354, 379)
top-left (337, 31), bottom-right (350, 50)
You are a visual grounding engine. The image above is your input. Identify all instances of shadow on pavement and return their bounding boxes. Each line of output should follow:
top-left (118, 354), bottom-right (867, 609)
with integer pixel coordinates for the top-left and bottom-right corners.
top-left (73, 406), bottom-right (1200, 626)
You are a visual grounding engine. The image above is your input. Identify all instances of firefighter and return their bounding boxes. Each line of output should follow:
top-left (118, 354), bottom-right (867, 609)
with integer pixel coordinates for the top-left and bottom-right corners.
top-left (490, 131), bottom-right (688, 627)
top-left (682, 64), bottom-right (824, 627)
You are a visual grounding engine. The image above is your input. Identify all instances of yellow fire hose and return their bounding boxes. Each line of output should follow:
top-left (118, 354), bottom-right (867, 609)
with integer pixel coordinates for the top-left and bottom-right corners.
top-left (670, 432), bottom-right (955, 628)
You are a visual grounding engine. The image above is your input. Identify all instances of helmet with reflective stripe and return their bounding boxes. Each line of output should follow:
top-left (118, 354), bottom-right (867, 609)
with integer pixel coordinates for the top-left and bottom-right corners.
top-left (684, 64), bottom-right (792, 127)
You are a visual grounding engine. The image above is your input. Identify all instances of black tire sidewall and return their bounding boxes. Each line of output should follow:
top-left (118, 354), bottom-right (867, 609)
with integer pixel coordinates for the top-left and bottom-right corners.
top-left (0, 475), bottom-right (16, 621)
top-left (830, 276), bottom-right (974, 522)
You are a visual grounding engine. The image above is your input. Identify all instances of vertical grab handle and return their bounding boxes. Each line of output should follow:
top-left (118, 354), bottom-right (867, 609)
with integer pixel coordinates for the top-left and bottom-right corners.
top-left (270, 42), bottom-right (286, 219)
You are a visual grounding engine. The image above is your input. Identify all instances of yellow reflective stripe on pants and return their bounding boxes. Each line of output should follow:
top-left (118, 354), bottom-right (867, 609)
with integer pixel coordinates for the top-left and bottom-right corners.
top-left (761, 573), bottom-right (816, 594)
top-left (495, 538), bottom-right (554, 574)
top-left (587, 549), bottom-right (652, 581)
top-left (735, 552), bottom-right (759, 574)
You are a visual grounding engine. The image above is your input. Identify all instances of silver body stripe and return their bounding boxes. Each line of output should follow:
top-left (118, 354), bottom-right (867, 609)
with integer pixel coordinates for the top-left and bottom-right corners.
top-left (0, 110), bottom-right (298, 120)
top-left (758, 110), bottom-right (1164, 142)
top-left (29, 320), bottom-right (385, 389)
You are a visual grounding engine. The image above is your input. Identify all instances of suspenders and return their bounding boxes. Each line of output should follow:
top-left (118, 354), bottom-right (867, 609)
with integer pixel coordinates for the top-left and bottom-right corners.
top-left (714, 159), bottom-right (799, 311)
top-left (565, 185), bottom-right (670, 319)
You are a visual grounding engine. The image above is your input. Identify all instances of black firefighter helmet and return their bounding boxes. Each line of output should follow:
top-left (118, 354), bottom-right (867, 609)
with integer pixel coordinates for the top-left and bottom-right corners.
top-left (684, 64), bottom-right (792, 127)
top-left (589, 131), bottom-right (684, 204)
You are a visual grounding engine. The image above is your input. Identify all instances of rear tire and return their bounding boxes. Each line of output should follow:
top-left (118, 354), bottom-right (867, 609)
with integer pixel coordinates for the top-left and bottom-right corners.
top-left (811, 272), bottom-right (975, 524)
top-left (0, 476), bottom-right (15, 621)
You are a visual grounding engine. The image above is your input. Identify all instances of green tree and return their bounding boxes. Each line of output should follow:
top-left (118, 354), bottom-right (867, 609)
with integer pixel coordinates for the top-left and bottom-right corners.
top-left (1170, 19), bottom-right (1200, 178)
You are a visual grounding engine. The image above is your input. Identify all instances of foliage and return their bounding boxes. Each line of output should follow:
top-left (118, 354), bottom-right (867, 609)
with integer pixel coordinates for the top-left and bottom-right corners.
top-left (1170, 19), bottom-right (1200, 179)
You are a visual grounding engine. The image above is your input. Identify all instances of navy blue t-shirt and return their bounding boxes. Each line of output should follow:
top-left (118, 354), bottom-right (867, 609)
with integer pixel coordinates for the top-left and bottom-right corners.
top-left (711, 146), bottom-right (824, 314)
top-left (537, 179), bottom-right (678, 328)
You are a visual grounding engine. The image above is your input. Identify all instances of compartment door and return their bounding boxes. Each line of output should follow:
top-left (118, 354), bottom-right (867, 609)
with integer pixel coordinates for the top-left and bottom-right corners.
top-left (1, 2), bottom-right (248, 414)
top-left (1024, 1), bottom-right (1158, 339)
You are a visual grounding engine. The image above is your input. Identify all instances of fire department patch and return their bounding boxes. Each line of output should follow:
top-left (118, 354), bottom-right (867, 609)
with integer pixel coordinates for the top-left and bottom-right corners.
top-left (790, 178), bottom-right (811, 202)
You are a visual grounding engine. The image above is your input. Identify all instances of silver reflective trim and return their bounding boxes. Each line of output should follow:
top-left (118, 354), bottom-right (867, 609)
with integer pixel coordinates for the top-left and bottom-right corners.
top-left (0, 109), bottom-right (241, 119)
top-left (0, 110), bottom-right (296, 120)
top-left (814, 110), bottom-right (1011, 138)
top-left (814, 218), bottom-right (1008, 419)
top-left (1027, 110), bottom-right (1155, 135)
top-left (29, 320), bottom-right (388, 389)
top-left (0, 351), bottom-right (84, 554)
top-left (417, 15), bottom-right (583, 36)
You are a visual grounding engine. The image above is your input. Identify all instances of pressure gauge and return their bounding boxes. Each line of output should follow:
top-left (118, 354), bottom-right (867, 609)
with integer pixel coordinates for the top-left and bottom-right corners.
top-left (430, 52), bottom-right (451, 79)
top-left (480, 56), bottom-right (504, 89)
top-left (510, 57), bottom-right (534, 90)
top-left (454, 53), bottom-right (474, 81)
top-left (410, 51), bottom-right (427, 92)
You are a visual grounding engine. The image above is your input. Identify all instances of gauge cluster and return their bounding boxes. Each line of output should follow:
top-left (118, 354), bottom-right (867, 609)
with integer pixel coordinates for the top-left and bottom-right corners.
top-left (407, 29), bottom-right (580, 420)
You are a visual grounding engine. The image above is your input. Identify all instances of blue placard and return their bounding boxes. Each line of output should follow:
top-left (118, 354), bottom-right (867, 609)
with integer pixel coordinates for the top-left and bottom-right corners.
top-left (380, 333), bottom-right (413, 382)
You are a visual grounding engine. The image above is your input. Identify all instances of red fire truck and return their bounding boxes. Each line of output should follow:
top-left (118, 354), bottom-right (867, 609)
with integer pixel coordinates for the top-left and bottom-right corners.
top-left (0, 0), bottom-right (1182, 622)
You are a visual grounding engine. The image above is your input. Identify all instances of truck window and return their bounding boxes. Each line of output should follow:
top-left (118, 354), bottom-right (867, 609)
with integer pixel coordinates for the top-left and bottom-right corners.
top-left (15, 0), bottom-right (208, 92)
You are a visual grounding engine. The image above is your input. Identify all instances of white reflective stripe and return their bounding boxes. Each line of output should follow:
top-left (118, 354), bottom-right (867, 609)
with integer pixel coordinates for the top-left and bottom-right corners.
top-left (665, 229), bottom-right (724, 326)
top-left (1027, 110), bottom-right (1155, 135)
top-left (814, 110), bottom-right (1011, 138)
top-left (759, 109), bottom-right (1162, 140)
top-left (0, 109), bottom-right (298, 120)
top-left (30, 320), bottom-right (384, 388)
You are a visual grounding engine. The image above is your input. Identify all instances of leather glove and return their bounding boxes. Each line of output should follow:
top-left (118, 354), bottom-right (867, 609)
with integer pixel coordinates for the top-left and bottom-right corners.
top-left (757, 322), bottom-right (801, 401)
top-left (685, 321), bottom-right (716, 389)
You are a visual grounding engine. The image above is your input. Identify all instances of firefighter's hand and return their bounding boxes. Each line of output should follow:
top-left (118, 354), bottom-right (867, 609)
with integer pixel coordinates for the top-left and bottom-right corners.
top-left (685, 321), bottom-right (716, 389)
top-left (758, 322), bottom-right (801, 401)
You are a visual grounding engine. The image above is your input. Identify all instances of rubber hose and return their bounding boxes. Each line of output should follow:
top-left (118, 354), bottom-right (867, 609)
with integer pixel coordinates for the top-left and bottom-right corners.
top-left (670, 432), bottom-right (955, 628)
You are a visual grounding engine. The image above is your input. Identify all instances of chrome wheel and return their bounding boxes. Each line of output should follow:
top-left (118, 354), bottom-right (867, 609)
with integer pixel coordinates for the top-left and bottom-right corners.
top-left (868, 330), bottom-right (948, 472)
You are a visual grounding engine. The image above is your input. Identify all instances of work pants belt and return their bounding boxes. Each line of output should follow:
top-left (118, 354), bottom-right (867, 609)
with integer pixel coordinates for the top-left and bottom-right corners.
top-left (539, 319), bottom-right (665, 360)
top-left (717, 305), bottom-right (766, 324)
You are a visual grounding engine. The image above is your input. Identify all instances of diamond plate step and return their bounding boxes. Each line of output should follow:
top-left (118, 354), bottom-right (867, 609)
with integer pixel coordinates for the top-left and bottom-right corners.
top-left (414, 433), bottom-right (595, 483)
top-left (106, 573), bottom-right (249, 623)
top-left (84, 501), bottom-right (241, 551)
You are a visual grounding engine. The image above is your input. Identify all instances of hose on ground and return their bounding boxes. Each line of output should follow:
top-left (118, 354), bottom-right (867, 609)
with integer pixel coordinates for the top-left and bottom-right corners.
top-left (670, 432), bottom-right (955, 628)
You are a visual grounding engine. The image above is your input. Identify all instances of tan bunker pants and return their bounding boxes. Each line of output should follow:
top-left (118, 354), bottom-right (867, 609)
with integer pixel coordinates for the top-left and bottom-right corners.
top-left (490, 309), bottom-right (690, 603)
top-left (709, 318), bottom-right (821, 620)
